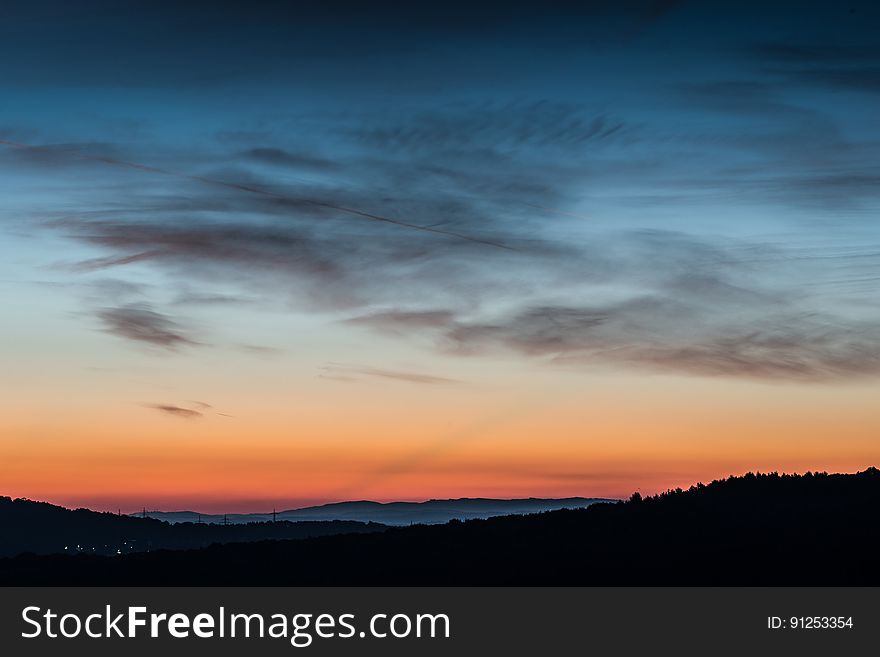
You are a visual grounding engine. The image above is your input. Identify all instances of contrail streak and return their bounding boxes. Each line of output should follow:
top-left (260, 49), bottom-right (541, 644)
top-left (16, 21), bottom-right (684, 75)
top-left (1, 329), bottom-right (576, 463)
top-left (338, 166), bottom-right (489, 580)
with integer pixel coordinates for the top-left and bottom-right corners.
top-left (0, 139), bottom-right (515, 251)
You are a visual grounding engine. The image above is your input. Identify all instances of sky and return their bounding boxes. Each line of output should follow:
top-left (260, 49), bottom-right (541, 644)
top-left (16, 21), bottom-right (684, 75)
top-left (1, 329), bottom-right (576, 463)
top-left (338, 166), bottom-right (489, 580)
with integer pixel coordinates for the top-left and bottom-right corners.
top-left (1, 0), bottom-right (879, 512)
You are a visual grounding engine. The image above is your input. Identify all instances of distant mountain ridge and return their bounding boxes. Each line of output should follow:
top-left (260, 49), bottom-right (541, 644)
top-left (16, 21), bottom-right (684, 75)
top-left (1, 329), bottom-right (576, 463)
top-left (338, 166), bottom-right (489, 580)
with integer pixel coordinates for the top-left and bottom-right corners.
top-left (0, 495), bottom-right (611, 558)
top-left (0, 497), bottom-right (384, 558)
top-left (4, 468), bottom-right (878, 585)
top-left (138, 497), bottom-right (612, 526)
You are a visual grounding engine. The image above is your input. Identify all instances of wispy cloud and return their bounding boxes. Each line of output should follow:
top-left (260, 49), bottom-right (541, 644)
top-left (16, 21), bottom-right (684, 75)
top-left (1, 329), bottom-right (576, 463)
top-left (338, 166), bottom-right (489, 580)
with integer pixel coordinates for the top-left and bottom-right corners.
top-left (338, 231), bottom-right (880, 381)
top-left (146, 404), bottom-right (203, 419)
top-left (4, 137), bottom-right (513, 251)
top-left (442, 305), bottom-right (880, 381)
top-left (5, 11), bottom-right (879, 386)
top-left (344, 310), bottom-right (457, 334)
top-left (320, 363), bottom-right (461, 385)
top-left (97, 304), bottom-right (199, 349)
top-left (239, 147), bottom-right (341, 171)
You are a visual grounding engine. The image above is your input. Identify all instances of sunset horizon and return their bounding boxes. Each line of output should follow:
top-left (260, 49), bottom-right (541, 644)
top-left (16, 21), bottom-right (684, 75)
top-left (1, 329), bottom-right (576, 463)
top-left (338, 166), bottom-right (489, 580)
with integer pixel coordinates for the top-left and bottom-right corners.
top-left (3, 0), bottom-right (879, 517)
top-left (3, 4), bottom-right (880, 644)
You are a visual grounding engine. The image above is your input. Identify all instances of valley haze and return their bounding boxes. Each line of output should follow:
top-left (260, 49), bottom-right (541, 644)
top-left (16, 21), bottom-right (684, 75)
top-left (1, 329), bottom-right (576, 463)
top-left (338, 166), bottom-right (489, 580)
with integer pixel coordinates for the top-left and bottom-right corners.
top-left (134, 497), bottom-right (612, 526)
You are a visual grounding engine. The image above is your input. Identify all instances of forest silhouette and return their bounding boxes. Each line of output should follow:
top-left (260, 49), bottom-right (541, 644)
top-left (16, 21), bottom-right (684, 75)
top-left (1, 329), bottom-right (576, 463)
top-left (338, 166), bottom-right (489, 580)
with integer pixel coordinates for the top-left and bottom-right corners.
top-left (1, 468), bottom-right (878, 585)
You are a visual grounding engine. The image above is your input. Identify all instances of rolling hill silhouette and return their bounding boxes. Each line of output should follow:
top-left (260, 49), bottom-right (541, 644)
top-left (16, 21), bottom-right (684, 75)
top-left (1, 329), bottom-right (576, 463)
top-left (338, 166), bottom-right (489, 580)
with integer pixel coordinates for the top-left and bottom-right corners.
top-left (0, 495), bottom-right (606, 558)
top-left (140, 497), bottom-right (610, 526)
top-left (0, 497), bottom-right (385, 558)
top-left (2, 468), bottom-right (878, 585)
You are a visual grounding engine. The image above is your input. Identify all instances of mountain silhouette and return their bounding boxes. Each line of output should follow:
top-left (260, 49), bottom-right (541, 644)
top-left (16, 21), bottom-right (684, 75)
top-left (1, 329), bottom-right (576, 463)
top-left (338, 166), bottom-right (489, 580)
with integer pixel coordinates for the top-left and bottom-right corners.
top-left (0, 497), bottom-right (385, 558)
top-left (140, 497), bottom-right (610, 526)
top-left (2, 468), bottom-right (878, 585)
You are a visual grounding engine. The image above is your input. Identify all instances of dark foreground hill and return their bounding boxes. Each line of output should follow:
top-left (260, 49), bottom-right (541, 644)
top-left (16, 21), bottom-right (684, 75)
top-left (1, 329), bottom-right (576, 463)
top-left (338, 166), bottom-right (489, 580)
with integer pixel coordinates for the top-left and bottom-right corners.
top-left (0, 497), bottom-right (385, 558)
top-left (2, 468), bottom-right (878, 585)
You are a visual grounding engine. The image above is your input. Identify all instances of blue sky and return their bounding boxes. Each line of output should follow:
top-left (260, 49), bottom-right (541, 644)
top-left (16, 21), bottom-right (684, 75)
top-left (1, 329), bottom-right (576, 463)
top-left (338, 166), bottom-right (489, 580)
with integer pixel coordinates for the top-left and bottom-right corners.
top-left (1, 1), bottom-right (879, 508)
top-left (3, 0), bottom-right (879, 381)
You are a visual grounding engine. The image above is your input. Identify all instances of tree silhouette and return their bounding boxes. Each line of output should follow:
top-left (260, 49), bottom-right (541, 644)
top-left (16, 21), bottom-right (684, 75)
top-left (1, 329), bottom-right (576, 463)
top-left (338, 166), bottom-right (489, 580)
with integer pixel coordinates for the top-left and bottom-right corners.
top-left (1, 467), bottom-right (878, 585)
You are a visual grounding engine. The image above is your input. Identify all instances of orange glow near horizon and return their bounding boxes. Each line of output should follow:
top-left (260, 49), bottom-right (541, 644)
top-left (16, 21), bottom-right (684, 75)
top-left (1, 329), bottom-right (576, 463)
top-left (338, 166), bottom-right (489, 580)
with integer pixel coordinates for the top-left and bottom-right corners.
top-left (3, 0), bottom-right (880, 522)
top-left (3, 364), bottom-right (878, 513)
